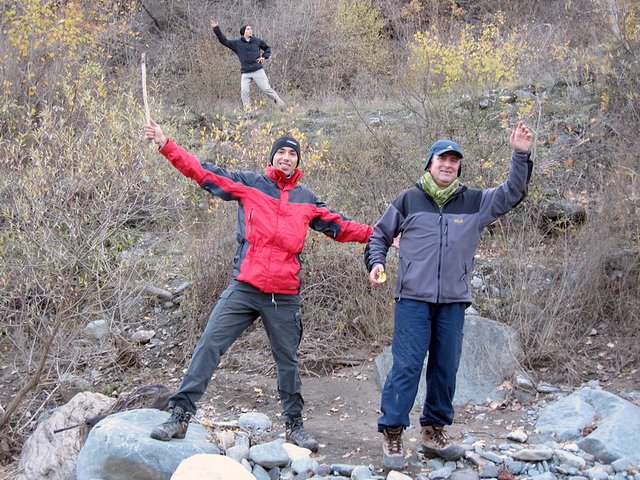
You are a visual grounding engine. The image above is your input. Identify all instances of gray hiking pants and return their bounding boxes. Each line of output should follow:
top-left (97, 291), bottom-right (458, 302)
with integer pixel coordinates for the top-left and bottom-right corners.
top-left (240, 69), bottom-right (285, 110)
top-left (169, 280), bottom-right (303, 418)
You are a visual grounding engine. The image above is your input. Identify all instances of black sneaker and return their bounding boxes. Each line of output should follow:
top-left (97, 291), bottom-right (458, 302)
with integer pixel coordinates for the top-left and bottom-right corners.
top-left (285, 417), bottom-right (319, 452)
top-left (382, 426), bottom-right (405, 470)
top-left (150, 406), bottom-right (192, 441)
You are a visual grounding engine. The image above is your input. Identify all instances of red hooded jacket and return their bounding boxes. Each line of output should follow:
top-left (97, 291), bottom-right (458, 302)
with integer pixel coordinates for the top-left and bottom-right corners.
top-left (160, 139), bottom-right (373, 294)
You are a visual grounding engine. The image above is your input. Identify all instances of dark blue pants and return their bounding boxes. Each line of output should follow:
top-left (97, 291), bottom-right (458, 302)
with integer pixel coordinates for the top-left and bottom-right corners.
top-left (169, 280), bottom-right (303, 418)
top-left (378, 300), bottom-right (465, 432)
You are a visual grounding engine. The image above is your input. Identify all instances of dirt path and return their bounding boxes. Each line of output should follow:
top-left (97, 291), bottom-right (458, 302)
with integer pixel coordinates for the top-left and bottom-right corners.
top-left (194, 359), bottom-right (531, 478)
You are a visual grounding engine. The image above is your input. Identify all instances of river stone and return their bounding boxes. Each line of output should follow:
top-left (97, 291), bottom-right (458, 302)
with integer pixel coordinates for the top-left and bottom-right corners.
top-left (170, 453), bottom-right (255, 479)
top-left (76, 408), bottom-right (220, 480)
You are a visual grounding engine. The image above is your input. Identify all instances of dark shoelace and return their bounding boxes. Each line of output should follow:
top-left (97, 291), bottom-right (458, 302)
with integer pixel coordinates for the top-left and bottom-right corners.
top-left (171, 410), bottom-right (191, 424)
top-left (431, 426), bottom-right (450, 448)
top-left (386, 431), bottom-right (403, 454)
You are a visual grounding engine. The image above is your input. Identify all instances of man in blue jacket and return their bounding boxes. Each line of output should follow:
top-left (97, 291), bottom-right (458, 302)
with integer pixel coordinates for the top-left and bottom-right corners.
top-left (365, 122), bottom-right (533, 469)
top-left (211, 18), bottom-right (285, 111)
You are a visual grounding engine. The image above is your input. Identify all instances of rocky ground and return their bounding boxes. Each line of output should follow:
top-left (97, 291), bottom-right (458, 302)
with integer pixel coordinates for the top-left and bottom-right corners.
top-left (3, 285), bottom-right (640, 479)
top-left (128, 332), bottom-right (640, 479)
top-left (2, 243), bottom-right (640, 479)
top-left (188, 360), bottom-right (531, 477)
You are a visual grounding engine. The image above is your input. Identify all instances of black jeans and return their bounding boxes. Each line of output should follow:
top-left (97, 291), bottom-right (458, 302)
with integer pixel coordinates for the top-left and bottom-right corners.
top-left (169, 280), bottom-right (303, 417)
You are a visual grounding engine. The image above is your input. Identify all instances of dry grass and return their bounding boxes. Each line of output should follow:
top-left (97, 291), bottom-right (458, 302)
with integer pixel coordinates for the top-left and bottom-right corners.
top-left (2, 0), bottom-right (640, 466)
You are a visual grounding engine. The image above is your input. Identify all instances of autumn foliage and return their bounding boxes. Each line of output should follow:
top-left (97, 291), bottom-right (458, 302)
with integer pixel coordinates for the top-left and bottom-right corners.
top-left (1, 0), bottom-right (640, 465)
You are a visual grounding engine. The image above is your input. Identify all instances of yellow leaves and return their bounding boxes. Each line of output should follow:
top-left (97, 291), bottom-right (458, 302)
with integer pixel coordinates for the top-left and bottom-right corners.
top-left (193, 114), bottom-right (330, 174)
top-left (335, 0), bottom-right (385, 39)
top-left (3, 0), bottom-right (117, 100)
top-left (400, 0), bottom-right (423, 17)
top-left (614, 0), bottom-right (640, 43)
top-left (480, 159), bottom-right (495, 170)
top-left (376, 271), bottom-right (387, 283)
top-left (409, 13), bottom-right (528, 95)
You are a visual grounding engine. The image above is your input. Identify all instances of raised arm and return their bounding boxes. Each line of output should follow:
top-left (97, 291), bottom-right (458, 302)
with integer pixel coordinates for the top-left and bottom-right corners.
top-left (145, 120), bottom-right (167, 148)
top-left (144, 121), bottom-right (251, 200)
top-left (477, 122), bottom-right (533, 228)
top-left (211, 18), bottom-right (235, 51)
top-left (510, 121), bottom-right (533, 153)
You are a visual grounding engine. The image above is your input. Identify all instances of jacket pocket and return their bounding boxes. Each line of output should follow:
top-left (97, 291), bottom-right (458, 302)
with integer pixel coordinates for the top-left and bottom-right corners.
top-left (398, 256), bottom-right (438, 300)
top-left (439, 261), bottom-right (469, 301)
top-left (398, 258), bottom-right (412, 297)
top-left (460, 263), bottom-right (470, 294)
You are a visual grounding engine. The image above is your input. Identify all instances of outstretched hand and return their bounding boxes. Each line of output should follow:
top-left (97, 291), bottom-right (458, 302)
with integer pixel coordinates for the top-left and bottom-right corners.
top-left (210, 18), bottom-right (218, 28)
top-left (510, 121), bottom-right (533, 153)
top-left (144, 120), bottom-right (167, 148)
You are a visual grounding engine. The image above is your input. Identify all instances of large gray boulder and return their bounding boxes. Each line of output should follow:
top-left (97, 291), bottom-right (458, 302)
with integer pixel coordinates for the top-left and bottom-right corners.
top-left (375, 312), bottom-right (523, 406)
top-left (76, 408), bottom-right (220, 480)
top-left (535, 387), bottom-right (640, 464)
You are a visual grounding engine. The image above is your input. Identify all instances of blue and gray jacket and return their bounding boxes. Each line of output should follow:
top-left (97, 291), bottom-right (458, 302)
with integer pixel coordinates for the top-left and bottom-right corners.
top-left (365, 150), bottom-right (533, 304)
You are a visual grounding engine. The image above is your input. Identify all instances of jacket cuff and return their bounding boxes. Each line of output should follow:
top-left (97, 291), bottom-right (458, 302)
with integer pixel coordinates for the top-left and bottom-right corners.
top-left (512, 150), bottom-right (531, 161)
top-left (159, 138), bottom-right (174, 154)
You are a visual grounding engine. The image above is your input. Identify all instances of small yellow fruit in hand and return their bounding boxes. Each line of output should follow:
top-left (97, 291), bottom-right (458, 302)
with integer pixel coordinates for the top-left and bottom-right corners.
top-left (376, 271), bottom-right (387, 283)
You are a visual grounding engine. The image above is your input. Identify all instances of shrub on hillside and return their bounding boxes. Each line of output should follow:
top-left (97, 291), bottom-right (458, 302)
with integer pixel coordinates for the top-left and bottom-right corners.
top-left (407, 13), bottom-right (527, 97)
top-left (0, 82), bottom-right (186, 462)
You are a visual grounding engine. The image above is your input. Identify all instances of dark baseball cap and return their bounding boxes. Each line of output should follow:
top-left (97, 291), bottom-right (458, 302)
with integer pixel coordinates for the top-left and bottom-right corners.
top-left (425, 140), bottom-right (463, 170)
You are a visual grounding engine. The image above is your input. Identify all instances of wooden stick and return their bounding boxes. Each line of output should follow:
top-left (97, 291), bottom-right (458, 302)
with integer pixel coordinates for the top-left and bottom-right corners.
top-left (141, 53), bottom-right (151, 125)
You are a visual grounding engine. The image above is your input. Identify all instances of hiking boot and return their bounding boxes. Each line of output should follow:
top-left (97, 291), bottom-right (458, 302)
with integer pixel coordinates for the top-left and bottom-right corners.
top-left (421, 425), bottom-right (465, 460)
top-left (285, 417), bottom-right (319, 452)
top-left (382, 426), bottom-right (405, 470)
top-left (150, 406), bottom-right (192, 441)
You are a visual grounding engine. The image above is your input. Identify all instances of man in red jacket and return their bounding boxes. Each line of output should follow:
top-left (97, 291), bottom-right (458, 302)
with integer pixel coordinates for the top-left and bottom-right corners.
top-left (144, 121), bottom-right (373, 451)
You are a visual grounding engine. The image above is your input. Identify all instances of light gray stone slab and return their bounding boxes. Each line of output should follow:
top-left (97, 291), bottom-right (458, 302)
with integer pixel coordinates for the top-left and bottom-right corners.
top-left (375, 314), bottom-right (523, 405)
top-left (76, 408), bottom-right (220, 480)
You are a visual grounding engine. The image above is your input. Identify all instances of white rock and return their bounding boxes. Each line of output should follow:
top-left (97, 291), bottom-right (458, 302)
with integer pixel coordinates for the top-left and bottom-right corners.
top-left (84, 319), bottom-right (109, 339)
top-left (513, 447), bottom-right (554, 461)
top-left (171, 454), bottom-right (256, 479)
top-left (388, 471), bottom-right (413, 480)
top-left (131, 329), bottom-right (156, 343)
top-left (507, 429), bottom-right (528, 443)
top-left (282, 442), bottom-right (311, 460)
top-left (554, 449), bottom-right (586, 469)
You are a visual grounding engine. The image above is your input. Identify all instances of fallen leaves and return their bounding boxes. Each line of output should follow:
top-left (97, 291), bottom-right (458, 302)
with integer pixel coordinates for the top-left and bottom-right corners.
top-left (580, 414), bottom-right (601, 436)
